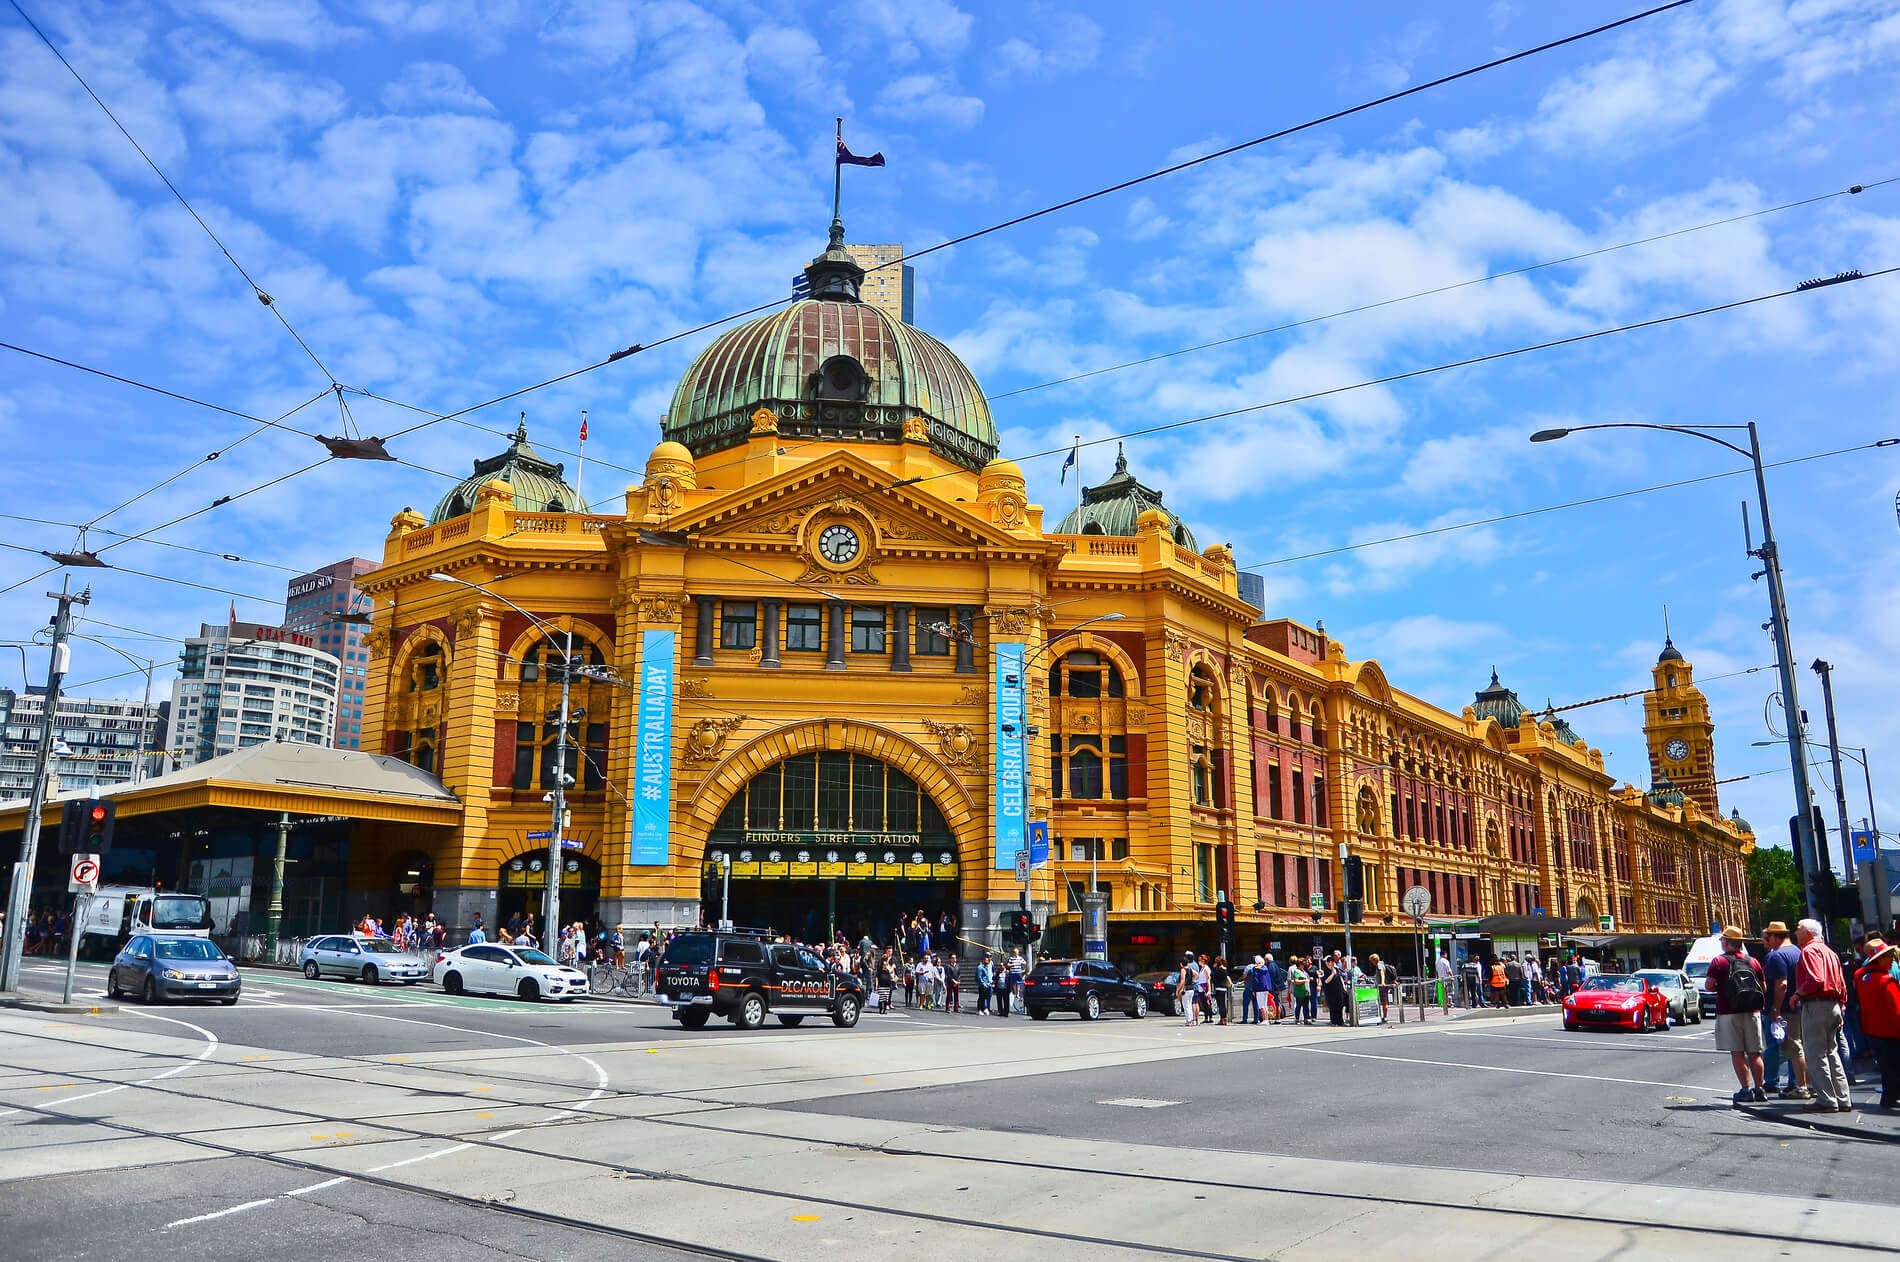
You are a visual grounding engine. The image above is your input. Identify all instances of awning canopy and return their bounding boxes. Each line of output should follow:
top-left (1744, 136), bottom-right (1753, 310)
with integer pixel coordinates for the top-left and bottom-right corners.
top-left (0, 741), bottom-right (461, 833)
top-left (1563, 932), bottom-right (1699, 951)
top-left (1473, 914), bottom-right (1590, 937)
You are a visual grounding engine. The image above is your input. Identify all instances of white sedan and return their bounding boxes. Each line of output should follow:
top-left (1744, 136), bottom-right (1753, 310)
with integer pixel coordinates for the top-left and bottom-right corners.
top-left (433, 943), bottom-right (589, 1002)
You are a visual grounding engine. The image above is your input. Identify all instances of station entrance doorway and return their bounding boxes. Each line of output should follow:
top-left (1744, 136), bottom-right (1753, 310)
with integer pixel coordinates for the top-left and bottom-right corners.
top-left (498, 850), bottom-right (599, 936)
top-left (703, 751), bottom-right (962, 946)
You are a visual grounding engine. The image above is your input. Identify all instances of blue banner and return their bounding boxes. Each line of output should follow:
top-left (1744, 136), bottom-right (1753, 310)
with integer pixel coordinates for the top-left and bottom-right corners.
top-left (632, 629), bottom-right (675, 865)
top-left (1853, 829), bottom-right (1877, 864)
top-left (994, 642), bottom-right (1026, 871)
top-left (1028, 820), bottom-right (1049, 867)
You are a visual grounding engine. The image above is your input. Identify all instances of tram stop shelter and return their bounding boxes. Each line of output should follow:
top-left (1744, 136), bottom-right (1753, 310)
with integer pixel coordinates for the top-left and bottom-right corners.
top-left (0, 742), bottom-right (460, 948)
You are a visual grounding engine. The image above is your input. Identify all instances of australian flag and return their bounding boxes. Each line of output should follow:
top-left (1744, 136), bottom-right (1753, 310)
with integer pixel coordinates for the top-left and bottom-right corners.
top-left (1059, 442), bottom-right (1078, 484)
top-left (836, 139), bottom-right (885, 168)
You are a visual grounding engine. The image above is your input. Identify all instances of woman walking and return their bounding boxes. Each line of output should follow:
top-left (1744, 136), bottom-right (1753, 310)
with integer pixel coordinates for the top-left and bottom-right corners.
top-left (1211, 956), bottom-right (1233, 1026)
top-left (1288, 958), bottom-right (1311, 1025)
top-left (1323, 953), bottom-right (1348, 1026)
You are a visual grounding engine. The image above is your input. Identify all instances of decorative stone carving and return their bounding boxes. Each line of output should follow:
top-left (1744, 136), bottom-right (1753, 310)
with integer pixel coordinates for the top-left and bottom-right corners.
top-left (762, 509), bottom-right (804, 535)
top-left (1163, 629), bottom-right (1190, 658)
top-left (1125, 704), bottom-right (1147, 724)
top-left (494, 687), bottom-right (519, 714)
top-left (1072, 713), bottom-right (1096, 732)
top-left (797, 560), bottom-right (878, 586)
top-left (749, 407), bottom-right (779, 434)
top-left (649, 476), bottom-right (684, 515)
top-left (987, 605), bottom-right (1034, 635)
top-left (990, 490), bottom-right (1028, 530)
top-left (636, 595), bottom-right (683, 624)
top-left (679, 677), bottom-right (713, 699)
top-left (921, 718), bottom-right (979, 768)
top-left (683, 715), bottom-right (748, 765)
top-left (902, 414), bottom-right (929, 442)
top-left (362, 628), bottom-right (391, 660)
top-left (871, 512), bottom-right (931, 541)
top-left (956, 685), bottom-right (986, 706)
top-left (449, 605), bottom-right (487, 640)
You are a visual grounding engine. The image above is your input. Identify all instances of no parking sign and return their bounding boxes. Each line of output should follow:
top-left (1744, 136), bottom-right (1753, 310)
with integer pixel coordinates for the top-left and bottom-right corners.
top-left (68, 853), bottom-right (99, 893)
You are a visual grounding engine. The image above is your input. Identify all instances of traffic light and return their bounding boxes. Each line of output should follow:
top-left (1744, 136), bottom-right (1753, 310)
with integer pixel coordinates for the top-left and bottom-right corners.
top-left (83, 798), bottom-right (115, 853)
top-left (1003, 908), bottom-right (1040, 945)
top-left (1342, 855), bottom-right (1364, 902)
top-left (1338, 899), bottom-right (1364, 925)
top-left (57, 800), bottom-right (87, 854)
top-left (1214, 900), bottom-right (1235, 932)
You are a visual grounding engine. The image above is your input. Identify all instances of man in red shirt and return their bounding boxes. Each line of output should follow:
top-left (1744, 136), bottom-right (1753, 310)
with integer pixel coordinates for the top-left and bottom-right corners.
top-left (1795, 918), bottom-right (1852, 1112)
top-left (1705, 926), bottom-right (1767, 1104)
top-left (1853, 934), bottom-right (1899, 1111)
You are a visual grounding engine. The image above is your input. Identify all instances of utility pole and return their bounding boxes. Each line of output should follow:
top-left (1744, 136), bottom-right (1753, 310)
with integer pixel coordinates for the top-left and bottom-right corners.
top-left (265, 811), bottom-right (291, 960)
top-left (0, 580), bottom-right (88, 994)
top-left (1812, 660), bottom-right (1876, 932)
top-left (546, 629), bottom-right (575, 951)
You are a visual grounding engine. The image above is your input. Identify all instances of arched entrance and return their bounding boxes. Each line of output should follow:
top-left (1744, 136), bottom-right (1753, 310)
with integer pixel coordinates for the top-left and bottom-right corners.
top-left (498, 850), bottom-right (600, 937)
top-left (704, 750), bottom-right (960, 946)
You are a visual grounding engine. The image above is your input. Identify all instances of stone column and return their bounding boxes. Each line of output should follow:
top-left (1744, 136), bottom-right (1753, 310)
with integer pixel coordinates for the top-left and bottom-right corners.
top-left (693, 595), bottom-right (716, 665)
top-left (954, 605), bottom-right (976, 674)
top-left (760, 599), bottom-right (782, 668)
top-left (890, 603), bottom-right (912, 672)
top-left (826, 600), bottom-right (847, 670)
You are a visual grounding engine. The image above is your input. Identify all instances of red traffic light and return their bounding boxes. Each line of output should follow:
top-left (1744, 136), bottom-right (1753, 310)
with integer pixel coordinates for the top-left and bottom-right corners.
top-left (89, 804), bottom-right (107, 823)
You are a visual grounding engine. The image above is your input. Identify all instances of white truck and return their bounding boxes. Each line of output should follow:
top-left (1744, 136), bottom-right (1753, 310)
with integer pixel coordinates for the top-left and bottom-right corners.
top-left (81, 886), bottom-right (215, 943)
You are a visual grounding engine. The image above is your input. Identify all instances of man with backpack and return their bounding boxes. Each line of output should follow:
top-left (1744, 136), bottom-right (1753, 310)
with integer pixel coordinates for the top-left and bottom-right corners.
top-left (1705, 925), bottom-right (1768, 1105)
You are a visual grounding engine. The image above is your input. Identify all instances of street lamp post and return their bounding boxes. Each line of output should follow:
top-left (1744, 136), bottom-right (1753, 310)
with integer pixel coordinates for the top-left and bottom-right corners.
top-left (429, 574), bottom-right (575, 950)
top-left (1532, 421), bottom-right (1824, 929)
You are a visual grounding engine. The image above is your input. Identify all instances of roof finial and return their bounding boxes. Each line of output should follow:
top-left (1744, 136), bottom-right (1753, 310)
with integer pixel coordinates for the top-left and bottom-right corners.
top-left (1114, 442), bottom-right (1127, 475)
top-left (1489, 666), bottom-right (1500, 688)
top-left (514, 412), bottom-right (529, 444)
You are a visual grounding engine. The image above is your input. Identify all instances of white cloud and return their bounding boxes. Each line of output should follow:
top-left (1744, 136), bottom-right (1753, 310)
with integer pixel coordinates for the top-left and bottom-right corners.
top-left (990, 12), bottom-right (1103, 81)
top-left (171, 38), bottom-right (346, 145)
top-left (173, 0), bottom-right (363, 49)
top-left (875, 74), bottom-right (984, 129)
top-left (1342, 614), bottom-right (1509, 667)
top-left (744, 25), bottom-right (851, 111)
top-left (539, 0), bottom-right (643, 64)
top-left (381, 62), bottom-right (494, 114)
top-left (848, 0), bottom-right (973, 61)
top-left (1531, 51), bottom-right (1732, 153)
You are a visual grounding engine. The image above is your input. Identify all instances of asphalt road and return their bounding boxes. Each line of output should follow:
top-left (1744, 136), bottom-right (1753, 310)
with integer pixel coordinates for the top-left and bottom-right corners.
top-left (4, 956), bottom-right (1897, 1260)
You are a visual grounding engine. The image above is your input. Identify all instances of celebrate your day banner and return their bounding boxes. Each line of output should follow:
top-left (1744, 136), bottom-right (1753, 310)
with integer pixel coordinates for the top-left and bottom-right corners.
top-left (632, 629), bottom-right (675, 865)
top-left (993, 641), bottom-right (1026, 871)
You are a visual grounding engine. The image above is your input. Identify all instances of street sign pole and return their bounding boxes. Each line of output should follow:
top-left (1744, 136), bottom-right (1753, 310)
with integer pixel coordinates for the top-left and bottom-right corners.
top-left (63, 853), bottom-right (100, 1005)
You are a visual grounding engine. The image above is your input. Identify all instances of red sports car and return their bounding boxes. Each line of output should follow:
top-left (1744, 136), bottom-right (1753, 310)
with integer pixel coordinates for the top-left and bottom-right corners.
top-left (1563, 974), bottom-right (1671, 1032)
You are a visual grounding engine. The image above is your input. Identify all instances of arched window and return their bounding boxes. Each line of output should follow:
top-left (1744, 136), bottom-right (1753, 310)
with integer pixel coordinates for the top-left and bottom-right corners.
top-left (1261, 686), bottom-right (1278, 735)
top-left (815, 354), bottom-right (868, 402)
top-left (1356, 786), bottom-right (1380, 836)
top-left (408, 642), bottom-right (442, 693)
top-left (1309, 703), bottom-right (1324, 749)
top-left (510, 631), bottom-right (611, 792)
top-left (1067, 745), bottom-right (1103, 799)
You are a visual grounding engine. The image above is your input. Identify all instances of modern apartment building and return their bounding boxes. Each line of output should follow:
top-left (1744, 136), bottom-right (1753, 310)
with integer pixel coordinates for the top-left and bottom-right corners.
top-left (168, 623), bottom-right (341, 769)
top-left (0, 686), bottom-right (164, 799)
top-left (283, 558), bottom-right (379, 750)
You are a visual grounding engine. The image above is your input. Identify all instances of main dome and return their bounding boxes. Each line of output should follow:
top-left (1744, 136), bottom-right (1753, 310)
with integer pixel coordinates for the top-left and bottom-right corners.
top-left (663, 232), bottom-right (998, 470)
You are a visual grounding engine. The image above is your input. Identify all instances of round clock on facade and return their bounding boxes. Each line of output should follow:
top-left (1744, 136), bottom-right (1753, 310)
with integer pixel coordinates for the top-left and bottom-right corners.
top-left (1665, 738), bottom-right (1690, 761)
top-left (817, 523), bottom-right (861, 565)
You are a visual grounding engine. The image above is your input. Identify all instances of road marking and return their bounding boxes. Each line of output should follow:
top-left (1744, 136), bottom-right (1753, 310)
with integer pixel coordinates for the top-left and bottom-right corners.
top-left (0, 1008), bottom-right (219, 1117)
top-left (367, 1142), bottom-right (473, 1172)
top-left (1097, 1097), bottom-right (1180, 1108)
top-left (1286, 1045), bottom-right (1724, 1092)
top-left (285, 1177), bottom-right (348, 1196)
top-left (162, 1199), bottom-right (276, 1230)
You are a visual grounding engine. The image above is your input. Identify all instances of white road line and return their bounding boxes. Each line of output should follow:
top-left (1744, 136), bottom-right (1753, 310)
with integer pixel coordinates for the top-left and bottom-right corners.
top-left (1285, 1044), bottom-right (1728, 1092)
top-left (162, 1198), bottom-right (276, 1229)
top-left (1436, 1029), bottom-right (1714, 1052)
top-left (367, 1142), bottom-right (474, 1173)
top-left (284, 1176), bottom-right (348, 1196)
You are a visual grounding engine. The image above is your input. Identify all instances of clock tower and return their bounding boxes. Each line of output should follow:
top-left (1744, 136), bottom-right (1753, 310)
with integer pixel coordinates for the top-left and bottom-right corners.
top-left (1644, 637), bottom-right (1719, 815)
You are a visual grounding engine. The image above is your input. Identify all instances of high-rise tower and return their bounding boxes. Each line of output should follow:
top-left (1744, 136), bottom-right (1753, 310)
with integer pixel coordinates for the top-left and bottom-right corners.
top-left (1644, 638), bottom-right (1718, 814)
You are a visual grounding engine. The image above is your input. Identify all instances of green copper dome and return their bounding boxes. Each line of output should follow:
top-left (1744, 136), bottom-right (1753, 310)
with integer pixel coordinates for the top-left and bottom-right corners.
top-left (664, 231), bottom-right (998, 471)
top-left (431, 417), bottom-right (583, 524)
top-left (1473, 669), bottom-right (1526, 727)
top-left (1054, 444), bottom-right (1198, 549)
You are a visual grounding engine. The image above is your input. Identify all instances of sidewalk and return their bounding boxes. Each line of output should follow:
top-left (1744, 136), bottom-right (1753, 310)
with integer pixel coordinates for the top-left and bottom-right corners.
top-left (0, 988), bottom-right (119, 1014)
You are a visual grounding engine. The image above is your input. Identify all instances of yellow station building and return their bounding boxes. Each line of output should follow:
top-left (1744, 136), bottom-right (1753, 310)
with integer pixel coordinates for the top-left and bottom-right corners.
top-left (357, 226), bottom-right (1753, 965)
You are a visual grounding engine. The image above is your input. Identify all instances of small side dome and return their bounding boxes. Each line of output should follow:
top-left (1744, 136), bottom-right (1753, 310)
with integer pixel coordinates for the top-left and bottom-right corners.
top-left (1137, 507), bottom-right (1172, 533)
top-left (1056, 444), bottom-right (1199, 548)
top-left (431, 416), bottom-right (580, 523)
top-left (646, 441), bottom-right (696, 481)
top-left (978, 457), bottom-right (1024, 495)
top-left (1729, 807), bottom-right (1754, 835)
top-left (1658, 636), bottom-right (1685, 664)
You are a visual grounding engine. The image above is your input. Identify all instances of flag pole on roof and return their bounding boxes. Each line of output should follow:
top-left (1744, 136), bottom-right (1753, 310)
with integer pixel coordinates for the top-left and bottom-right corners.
top-left (833, 117), bottom-right (885, 235)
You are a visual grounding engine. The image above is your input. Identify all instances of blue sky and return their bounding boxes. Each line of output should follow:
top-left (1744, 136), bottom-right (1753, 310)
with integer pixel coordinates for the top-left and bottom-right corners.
top-left (3, 0), bottom-right (1899, 855)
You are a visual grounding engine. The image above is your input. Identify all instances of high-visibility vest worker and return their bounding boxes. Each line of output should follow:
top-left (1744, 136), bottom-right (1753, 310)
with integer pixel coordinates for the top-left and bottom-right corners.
top-left (1489, 961), bottom-right (1507, 990)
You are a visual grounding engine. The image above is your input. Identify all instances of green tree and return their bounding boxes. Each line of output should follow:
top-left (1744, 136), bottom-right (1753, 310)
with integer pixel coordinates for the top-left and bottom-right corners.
top-left (1744, 845), bottom-right (1804, 934)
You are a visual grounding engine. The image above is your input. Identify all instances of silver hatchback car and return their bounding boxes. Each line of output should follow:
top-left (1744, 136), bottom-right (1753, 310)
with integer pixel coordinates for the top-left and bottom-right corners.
top-left (109, 934), bottom-right (241, 1004)
top-left (299, 934), bottom-right (430, 985)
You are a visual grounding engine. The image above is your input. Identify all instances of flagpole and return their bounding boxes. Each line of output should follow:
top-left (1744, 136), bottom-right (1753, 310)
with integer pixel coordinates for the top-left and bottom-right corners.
top-left (1074, 433), bottom-right (1083, 523)
top-left (575, 409), bottom-right (587, 508)
top-left (832, 117), bottom-right (844, 227)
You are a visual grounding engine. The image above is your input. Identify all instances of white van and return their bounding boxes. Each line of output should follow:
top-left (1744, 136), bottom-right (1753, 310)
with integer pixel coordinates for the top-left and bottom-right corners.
top-left (1682, 934), bottom-right (1724, 1018)
top-left (83, 886), bottom-right (215, 942)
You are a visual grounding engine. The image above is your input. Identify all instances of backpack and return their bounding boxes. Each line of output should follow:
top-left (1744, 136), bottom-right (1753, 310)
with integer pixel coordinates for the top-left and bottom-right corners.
top-left (1722, 954), bottom-right (1766, 1012)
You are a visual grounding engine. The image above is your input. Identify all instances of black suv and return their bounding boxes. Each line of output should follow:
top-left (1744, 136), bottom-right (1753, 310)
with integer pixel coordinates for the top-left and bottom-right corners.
top-left (656, 931), bottom-right (866, 1030)
top-left (1023, 958), bottom-right (1149, 1020)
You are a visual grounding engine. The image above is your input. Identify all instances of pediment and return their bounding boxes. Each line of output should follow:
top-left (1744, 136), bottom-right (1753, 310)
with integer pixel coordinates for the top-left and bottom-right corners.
top-left (668, 453), bottom-right (1031, 553)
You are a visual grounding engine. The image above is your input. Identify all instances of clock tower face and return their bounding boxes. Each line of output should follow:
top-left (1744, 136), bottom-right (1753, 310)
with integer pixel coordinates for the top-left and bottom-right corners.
top-left (1664, 738), bottom-right (1690, 762)
top-left (816, 523), bottom-right (861, 566)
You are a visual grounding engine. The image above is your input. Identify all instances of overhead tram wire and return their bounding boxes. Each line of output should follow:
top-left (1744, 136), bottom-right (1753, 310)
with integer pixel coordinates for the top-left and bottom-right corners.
top-left (6, 0), bottom-right (342, 392)
top-left (878, 265), bottom-right (1900, 498)
top-left (0, 540), bottom-right (276, 604)
top-left (0, 512), bottom-right (305, 575)
top-left (372, 2), bottom-right (1697, 447)
top-left (988, 175), bottom-right (1899, 402)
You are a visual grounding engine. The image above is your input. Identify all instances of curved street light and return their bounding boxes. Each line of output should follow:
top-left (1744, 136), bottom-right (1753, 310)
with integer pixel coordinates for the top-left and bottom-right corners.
top-left (429, 572), bottom-right (578, 950)
top-left (1532, 420), bottom-right (1824, 929)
